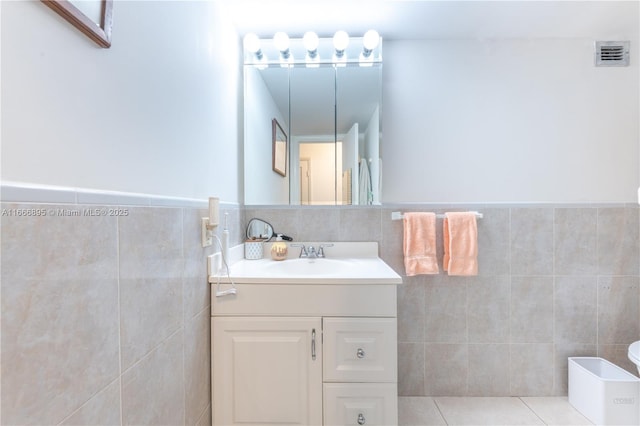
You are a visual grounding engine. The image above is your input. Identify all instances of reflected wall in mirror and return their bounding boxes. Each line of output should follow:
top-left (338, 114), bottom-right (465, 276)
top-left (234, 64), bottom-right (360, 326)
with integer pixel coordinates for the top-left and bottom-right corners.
top-left (243, 34), bottom-right (382, 206)
top-left (289, 65), bottom-right (338, 205)
top-left (244, 65), bottom-right (290, 204)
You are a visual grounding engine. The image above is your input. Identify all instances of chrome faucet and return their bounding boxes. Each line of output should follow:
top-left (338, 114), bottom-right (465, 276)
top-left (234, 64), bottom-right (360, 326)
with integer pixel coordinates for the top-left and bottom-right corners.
top-left (291, 243), bottom-right (334, 258)
top-left (307, 246), bottom-right (318, 258)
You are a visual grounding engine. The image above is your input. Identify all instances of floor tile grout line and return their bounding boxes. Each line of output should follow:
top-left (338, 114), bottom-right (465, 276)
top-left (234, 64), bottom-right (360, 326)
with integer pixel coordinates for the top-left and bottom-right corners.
top-left (518, 396), bottom-right (549, 425)
top-left (431, 397), bottom-right (450, 426)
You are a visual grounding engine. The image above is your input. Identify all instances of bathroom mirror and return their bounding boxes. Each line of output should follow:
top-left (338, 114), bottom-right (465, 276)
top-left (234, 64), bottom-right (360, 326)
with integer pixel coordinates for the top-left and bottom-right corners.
top-left (243, 41), bottom-right (382, 206)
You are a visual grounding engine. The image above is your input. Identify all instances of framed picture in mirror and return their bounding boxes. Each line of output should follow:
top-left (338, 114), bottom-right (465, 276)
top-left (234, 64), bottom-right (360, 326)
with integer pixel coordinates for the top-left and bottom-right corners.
top-left (272, 118), bottom-right (287, 177)
top-left (41, 0), bottom-right (113, 48)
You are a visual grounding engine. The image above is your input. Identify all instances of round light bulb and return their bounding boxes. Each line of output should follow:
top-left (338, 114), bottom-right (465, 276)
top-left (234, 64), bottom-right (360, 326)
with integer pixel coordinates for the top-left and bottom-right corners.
top-left (273, 32), bottom-right (290, 53)
top-left (333, 30), bottom-right (349, 51)
top-left (363, 29), bottom-right (380, 51)
top-left (243, 33), bottom-right (261, 54)
top-left (303, 31), bottom-right (319, 52)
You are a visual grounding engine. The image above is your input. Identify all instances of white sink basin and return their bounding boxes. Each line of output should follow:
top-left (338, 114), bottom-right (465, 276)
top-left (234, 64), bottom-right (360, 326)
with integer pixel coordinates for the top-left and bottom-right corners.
top-left (262, 258), bottom-right (355, 276)
top-left (210, 242), bottom-right (403, 285)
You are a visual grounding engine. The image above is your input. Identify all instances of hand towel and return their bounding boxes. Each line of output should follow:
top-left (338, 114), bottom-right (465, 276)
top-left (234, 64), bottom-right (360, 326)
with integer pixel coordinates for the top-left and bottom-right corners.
top-left (359, 158), bottom-right (372, 205)
top-left (443, 212), bottom-right (478, 276)
top-left (403, 212), bottom-right (439, 276)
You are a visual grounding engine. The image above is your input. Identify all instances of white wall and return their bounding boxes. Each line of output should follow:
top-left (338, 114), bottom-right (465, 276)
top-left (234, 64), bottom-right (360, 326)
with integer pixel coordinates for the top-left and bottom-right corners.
top-left (1, 0), bottom-right (242, 203)
top-left (383, 39), bottom-right (639, 203)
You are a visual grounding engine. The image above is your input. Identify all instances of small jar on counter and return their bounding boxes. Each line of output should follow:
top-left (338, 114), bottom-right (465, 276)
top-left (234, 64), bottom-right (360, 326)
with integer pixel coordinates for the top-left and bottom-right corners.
top-left (244, 238), bottom-right (265, 260)
top-left (270, 236), bottom-right (288, 261)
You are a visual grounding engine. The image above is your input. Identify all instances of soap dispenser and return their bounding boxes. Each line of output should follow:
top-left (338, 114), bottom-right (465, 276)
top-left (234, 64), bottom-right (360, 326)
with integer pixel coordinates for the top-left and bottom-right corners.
top-left (270, 235), bottom-right (288, 261)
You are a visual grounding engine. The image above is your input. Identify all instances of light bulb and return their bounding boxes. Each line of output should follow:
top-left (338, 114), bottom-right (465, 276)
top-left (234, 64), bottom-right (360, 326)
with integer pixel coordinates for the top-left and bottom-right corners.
top-left (363, 30), bottom-right (380, 51)
top-left (243, 33), bottom-right (261, 54)
top-left (273, 32), bottom-right (290, 53)
top-left (333, 30), bottom-right (349, 53)
top-left (303, 31), bottom-right (319, 54)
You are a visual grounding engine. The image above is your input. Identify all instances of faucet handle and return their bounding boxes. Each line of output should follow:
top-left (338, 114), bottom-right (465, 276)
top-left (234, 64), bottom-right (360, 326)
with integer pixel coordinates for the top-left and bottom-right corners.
top-left (317, 243), bottom-right (334, 258)
top-left (290, 243), bottom-right (308, 258)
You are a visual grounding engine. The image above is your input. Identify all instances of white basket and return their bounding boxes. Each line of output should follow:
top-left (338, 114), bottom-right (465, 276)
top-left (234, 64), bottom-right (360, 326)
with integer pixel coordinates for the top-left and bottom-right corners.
top-left (568, 357), bottom-right (640, 425)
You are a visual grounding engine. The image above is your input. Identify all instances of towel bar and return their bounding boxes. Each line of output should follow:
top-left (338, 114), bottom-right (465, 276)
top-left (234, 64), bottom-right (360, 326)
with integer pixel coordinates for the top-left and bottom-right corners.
top-left (391, 211), bottom-right (483, 220)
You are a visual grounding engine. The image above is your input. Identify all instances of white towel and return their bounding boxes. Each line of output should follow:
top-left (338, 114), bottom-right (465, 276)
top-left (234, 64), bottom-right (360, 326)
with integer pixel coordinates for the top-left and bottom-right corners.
top-left (359, 158), bottom-right (372, 205)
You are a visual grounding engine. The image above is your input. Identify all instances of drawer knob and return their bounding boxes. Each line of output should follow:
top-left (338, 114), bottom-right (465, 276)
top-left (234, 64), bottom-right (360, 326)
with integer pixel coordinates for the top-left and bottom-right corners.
top-left (356, 348), bottom-right (365, 359)
top-left (357, 413), bottom-right (366, 425)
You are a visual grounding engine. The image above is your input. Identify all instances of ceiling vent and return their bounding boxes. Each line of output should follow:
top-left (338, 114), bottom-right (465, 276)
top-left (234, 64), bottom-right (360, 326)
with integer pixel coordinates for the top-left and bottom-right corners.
top-left (595, 41), bottom-right (630, 67)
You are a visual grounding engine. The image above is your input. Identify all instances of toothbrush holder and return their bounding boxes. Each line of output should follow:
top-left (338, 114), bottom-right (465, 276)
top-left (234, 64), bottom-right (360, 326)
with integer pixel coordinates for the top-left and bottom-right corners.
top-left (244, 239), bottom-right (265, 260)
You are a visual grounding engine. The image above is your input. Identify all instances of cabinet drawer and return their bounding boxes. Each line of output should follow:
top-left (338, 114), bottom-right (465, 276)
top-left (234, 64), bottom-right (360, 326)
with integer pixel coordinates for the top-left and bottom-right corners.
top-left (323, 318), bottom-right (397, 383)
top-left (323, 383), bottom-right (397, 426)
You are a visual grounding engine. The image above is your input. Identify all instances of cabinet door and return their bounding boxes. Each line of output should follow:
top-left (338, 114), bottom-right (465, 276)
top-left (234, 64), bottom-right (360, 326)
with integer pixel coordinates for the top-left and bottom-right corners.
top-left (212, 317), bottom-right (322, 426)
top-left (323, 318), bottom-right (397, 383)
top-left (323, 383), bottom-right (398, 426)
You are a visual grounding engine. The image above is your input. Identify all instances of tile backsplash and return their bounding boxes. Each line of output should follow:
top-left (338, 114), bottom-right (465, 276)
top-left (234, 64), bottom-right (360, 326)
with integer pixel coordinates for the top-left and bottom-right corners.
top-left (1, 201), bottom-right (242, 425)
top-left (246, 204), bottom-right (640, 397)
top-left (2, 200), bottom-right (638, 424)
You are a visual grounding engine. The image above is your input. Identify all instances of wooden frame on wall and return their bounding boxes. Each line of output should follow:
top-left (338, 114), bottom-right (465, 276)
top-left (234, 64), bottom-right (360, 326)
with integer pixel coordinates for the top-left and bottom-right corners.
top-left (41, 0), bottom-right (113, 48)
top-left (272, 119), bottom-right (287, 177)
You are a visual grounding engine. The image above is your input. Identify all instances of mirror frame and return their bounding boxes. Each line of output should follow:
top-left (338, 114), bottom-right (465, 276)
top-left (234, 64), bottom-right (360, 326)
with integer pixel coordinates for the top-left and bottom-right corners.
top-left (246, 218), bottom-right (275, 241)
top-left (41, 0), bottom-right (113, 48)
top-left (272, 118), bottom-right (287, 177)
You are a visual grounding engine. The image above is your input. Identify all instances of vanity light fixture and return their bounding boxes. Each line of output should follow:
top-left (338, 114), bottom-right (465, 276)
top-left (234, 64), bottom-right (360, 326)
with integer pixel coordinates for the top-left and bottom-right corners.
top-left (273, 31), bottom-right (291, 60)
top-left (243, 32), bottom-right (263, 60)
top-left (243, 30), bottom-right (381, 66)
top-left (303, 31), bottom-right (320, 63)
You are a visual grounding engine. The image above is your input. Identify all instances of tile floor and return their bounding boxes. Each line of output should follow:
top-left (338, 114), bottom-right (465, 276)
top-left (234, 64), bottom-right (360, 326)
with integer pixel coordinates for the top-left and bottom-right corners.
top-left (399, 396), bottom-right (595, 425)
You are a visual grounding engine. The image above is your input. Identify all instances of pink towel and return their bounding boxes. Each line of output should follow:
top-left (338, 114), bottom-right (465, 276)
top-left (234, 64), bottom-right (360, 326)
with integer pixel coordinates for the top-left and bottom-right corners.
top-left (403, 212), bottom-right (439, 276)
top-left (443, 212), bottom-right (478, 276)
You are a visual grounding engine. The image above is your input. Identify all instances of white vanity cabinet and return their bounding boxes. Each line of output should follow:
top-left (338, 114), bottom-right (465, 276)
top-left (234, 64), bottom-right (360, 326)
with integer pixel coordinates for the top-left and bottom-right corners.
top-left (211, 282), bottom-right (399, 426)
